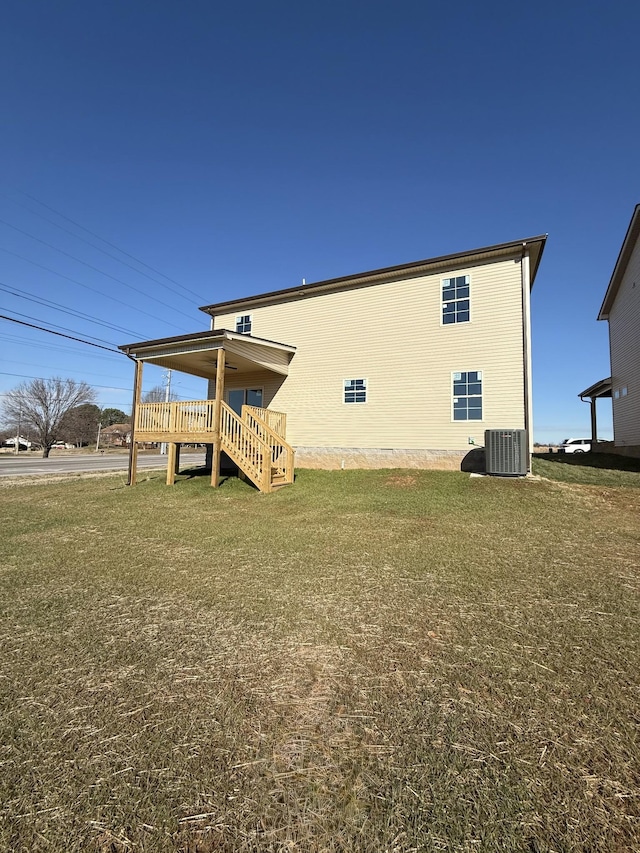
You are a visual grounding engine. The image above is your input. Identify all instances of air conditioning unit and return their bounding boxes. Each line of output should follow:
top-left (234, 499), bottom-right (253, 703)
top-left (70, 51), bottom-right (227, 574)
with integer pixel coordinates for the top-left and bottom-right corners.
top-left (484, 429), bottom-right (527, 476)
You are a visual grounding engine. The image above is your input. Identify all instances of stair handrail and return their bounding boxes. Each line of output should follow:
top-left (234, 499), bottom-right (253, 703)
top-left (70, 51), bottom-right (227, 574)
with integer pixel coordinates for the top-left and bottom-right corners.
top-left (243, 405), bottom-right (287, 438)
top-left (220, 401), bottom-right (272, 492)
top-left (241, 406), bottom-right (295, 485)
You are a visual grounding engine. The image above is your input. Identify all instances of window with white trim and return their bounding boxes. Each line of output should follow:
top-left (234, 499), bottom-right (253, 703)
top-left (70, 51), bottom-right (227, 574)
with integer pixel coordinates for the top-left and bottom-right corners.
top-left (452, 371), bottom-right (482, 420)
top-left (235, 314), bottom-right (252, 334)
top-left (344, 378), bottom-right (367, 404)
top-left (442, 275), bottom-right (470, 324)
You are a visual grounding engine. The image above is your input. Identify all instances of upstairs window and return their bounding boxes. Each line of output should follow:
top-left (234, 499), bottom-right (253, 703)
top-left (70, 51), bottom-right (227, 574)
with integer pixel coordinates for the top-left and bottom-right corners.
top-left (442, 275), bottom-right (470, 324)
top-left (344, 378), bottom-right (367, 404)
top-left (452, 371), bottom-right (482, 420)
top-left (235, 314), bottom-right (252, 334)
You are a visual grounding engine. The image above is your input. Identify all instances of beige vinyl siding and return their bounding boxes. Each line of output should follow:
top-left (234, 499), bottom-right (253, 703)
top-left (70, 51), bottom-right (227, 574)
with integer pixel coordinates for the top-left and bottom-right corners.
top-left (213, 256), bottom-right (526, 450)
top-left (609, 235), bottom-right (640, 446)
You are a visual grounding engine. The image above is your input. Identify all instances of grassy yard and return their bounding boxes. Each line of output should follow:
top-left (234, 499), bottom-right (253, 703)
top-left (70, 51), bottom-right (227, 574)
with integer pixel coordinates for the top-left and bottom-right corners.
top-left (0, 463), bottom-right (638, 852)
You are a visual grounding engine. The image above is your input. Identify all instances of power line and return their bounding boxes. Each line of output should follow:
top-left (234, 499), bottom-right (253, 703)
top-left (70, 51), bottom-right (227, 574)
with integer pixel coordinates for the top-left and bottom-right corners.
top-left (0, 371), bottom-right (134, 392)
top-left (0, 372), bottom-right (200, 404)
top-left (8, 187), bottom-right (208, 302)
top-left (2, 358), bottom-right (134, 382)
top-left (0, 216), bottom-right (201, 323)
top-left (0, 245), bottom-right (193, 332)
top-left (0, 314), bottom-right (122, 353)
top-left (2, 191), bottom-right (208, 304)
top-left (0, 332), bottom-right (123, 362)
top-left (0, 281), bottom-right (141, 338)
top-left (1, 308), bottom-right (118, 347)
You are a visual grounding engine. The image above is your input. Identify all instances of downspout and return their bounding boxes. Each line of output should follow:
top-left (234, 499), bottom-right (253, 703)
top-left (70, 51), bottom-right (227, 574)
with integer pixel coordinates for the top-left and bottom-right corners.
top-left (580, 392), bottom-right (598, 445)
top-left (521, 245), bottom-right (533, 469)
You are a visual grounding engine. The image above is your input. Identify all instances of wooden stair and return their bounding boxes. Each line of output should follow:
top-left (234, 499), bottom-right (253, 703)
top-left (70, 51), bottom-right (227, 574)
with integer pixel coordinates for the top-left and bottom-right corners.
top-left (220, 402), bottom-right (294, 493)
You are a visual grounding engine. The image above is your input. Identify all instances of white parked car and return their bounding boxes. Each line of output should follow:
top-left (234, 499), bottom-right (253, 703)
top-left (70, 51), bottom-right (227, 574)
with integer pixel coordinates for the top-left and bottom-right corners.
top-left (559, 438), bottom-right (591, 453)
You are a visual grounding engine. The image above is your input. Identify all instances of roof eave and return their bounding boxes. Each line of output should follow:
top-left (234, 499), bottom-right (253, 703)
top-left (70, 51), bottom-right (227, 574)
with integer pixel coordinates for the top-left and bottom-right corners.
top-left (200, 235), bottom-right (548, 316)
top-left (598, 204), bottom-right (640, 320)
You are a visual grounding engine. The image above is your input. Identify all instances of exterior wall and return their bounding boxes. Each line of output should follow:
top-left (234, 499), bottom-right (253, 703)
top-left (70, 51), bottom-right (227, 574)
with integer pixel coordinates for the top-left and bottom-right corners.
top-left (592, 440), bottom-right (640, 459)
top-left (212, 255), bottom-right (527, 452)
top-left (608, 235), bottom-right (640, 447)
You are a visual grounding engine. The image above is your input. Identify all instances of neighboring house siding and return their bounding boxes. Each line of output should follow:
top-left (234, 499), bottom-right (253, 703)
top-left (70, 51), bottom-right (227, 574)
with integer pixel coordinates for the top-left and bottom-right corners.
top-left (609, 236), bottom-right (640, 446)
top-left (211, 256), bottom-right (526, 451)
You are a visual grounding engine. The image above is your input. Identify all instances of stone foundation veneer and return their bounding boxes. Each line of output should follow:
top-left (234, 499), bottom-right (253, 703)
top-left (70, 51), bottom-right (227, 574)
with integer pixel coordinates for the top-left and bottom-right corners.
top-left (293, 446), bottom-right (479, 471)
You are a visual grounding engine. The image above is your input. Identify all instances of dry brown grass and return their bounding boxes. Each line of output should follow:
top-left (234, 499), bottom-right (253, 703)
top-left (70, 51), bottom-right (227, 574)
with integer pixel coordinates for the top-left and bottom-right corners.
top-left (0, 467), bottom-right (638, 851)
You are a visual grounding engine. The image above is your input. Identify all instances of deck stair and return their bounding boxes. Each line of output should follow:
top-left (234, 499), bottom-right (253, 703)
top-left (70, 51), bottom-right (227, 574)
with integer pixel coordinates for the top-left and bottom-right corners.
top-left (220, 402), bottom-right (294, 493)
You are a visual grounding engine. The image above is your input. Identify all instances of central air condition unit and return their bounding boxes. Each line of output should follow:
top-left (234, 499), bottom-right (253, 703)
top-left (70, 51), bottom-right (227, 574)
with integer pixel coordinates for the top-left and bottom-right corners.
top-left (484, 429), bottom-right (527, 476)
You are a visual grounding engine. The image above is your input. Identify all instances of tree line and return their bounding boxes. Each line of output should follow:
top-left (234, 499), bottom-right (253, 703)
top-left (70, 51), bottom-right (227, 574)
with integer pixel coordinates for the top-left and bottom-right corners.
top-left (0, 377), bottom-right (171, 457)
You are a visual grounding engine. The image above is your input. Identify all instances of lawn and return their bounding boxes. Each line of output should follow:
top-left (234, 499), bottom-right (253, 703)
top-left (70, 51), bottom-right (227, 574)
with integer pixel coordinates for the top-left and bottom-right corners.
top-left (0, 464), bottom-right (638, 852)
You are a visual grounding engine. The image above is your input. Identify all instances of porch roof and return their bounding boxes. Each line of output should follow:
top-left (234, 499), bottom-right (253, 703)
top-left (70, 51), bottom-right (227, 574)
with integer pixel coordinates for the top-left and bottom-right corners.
top-left (578, 377), bottom-right (612, 400)
top-left (119, 329), bottom-right (296, 379)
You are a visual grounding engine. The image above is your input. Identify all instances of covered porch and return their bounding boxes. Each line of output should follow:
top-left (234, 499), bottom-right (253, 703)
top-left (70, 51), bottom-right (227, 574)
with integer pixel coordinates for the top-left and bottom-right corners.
top-left (119, 330), bottom-right (296, 493)
top-left (578, 377), bottom-right (612, 447)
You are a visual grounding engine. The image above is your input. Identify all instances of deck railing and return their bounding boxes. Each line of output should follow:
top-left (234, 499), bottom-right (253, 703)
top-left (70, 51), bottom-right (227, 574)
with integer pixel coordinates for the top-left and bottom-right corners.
top-left (244, 405), bottom-right (287, 438)
top-left (135, 400), bottom-right (216, 438)
top-left (242, 406), bottom-right (295, 485)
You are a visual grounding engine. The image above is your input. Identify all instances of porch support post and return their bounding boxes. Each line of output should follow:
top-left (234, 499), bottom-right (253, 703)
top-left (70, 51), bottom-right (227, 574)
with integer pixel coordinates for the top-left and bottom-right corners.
top-left (167, 442), bottom-right (177, 485)
top-left (174, 443), bottom-right (181, 473)
top-left (211, 347), bottom-right (226, 487)
top-left (590, 398), bottom-right (598, 445)
top-left (127, 358), bottom-right (143, 486)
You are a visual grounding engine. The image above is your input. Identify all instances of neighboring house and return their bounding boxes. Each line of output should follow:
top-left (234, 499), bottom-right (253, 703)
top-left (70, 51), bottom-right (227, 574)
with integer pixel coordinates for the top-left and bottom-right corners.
top-left (1, 436), bottom-right (32, 450)
top-left (579, 204), bottom-right (640, 456)
top-left (120, 235), bottom-right (546, 490)
top-left (100, 423), bottom-right (131, 447)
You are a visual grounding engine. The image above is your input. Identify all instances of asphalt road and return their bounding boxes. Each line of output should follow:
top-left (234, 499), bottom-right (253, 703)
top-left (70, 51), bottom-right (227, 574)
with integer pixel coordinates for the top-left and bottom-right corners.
top-left (0, 452), bottom-right (207, 478)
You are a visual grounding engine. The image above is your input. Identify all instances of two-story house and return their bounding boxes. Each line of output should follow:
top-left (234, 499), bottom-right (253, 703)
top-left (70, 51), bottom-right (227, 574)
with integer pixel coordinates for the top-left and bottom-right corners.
top-left (579, 205), bottom-right (640, 457)
top-left (120, 235), bottom-right (546, 491)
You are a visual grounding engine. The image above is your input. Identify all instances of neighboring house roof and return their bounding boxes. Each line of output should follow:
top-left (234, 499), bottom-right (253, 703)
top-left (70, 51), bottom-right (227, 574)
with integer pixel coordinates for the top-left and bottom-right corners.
top-left (598, 204), bottom-right (640, 320)
top-left (199, 235), bottom-right (547, 317)
top-left (102, 423), bottom-right (131, 434)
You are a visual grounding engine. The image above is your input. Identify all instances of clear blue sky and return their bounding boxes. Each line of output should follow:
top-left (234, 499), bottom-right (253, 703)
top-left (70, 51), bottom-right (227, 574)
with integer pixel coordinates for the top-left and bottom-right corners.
top-left (0, 0), bottom-right (637, 441)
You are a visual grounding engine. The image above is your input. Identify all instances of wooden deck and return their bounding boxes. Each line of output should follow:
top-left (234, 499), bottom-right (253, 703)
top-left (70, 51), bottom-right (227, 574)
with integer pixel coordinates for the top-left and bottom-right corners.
top-left (132, 400), bottom-right (294, 493)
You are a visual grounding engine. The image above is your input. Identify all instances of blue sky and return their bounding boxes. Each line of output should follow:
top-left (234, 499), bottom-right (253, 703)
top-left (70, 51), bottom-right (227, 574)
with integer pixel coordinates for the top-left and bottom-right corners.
top-left (0, 0), bottom-right (637, 441)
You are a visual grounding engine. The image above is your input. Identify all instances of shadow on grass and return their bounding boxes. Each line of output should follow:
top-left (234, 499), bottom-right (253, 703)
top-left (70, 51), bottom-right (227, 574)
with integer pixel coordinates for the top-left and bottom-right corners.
top-left (534, 451), bottom-right (640, 473)
top-left (175, 465), bottom-right (261, 491)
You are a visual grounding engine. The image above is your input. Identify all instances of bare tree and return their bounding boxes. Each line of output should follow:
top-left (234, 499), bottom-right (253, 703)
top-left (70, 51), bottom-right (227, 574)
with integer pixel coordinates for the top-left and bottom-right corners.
top-left (1, 377), bottom-right (97, 458)
top-left (143, 385), bottom-right (179, 403)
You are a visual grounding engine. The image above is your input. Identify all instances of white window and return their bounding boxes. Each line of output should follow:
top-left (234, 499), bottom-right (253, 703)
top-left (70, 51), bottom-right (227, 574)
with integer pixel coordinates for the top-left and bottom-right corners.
top-left (452, 371), bottom-right (482, 420)
top-left (442, 275), bottom-right (470, 324)
top-left (622, 386), bottom-right (628, 397)
top-left (344, 378), bottom-right (367, 404)
top-left (235, 314), bottom-right (252, 334)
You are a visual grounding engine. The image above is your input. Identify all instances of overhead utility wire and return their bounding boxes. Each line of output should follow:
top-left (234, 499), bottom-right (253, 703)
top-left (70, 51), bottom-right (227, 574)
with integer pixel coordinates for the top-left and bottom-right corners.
top-left (0, 217), bottom-right (200, 323)
top-left (0, 245), bottom-right (190, 331)
top-left (3, 359), bottom-right (133, 382)
top-left (0, 313), bottom-right (121, 353)
top-left (0, 332), bottom-right (124, 362)
top-left (0, 371), bottom-right (133, 392)
top-left (10, 188), bottom-right (207, 302)
top-left (0, 282), bottom-right (141, 338)
top-left (3, 192), bottom-right (207, 304)
top-left (2, 308), bottom-right (118, 347)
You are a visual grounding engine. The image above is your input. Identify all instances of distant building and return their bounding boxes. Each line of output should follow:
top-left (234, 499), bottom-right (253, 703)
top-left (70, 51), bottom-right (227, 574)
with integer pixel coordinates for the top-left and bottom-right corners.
top-left (1, 436), bottom-right (32, 450)
top-left (100, 424), bottom-right (131, 447)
